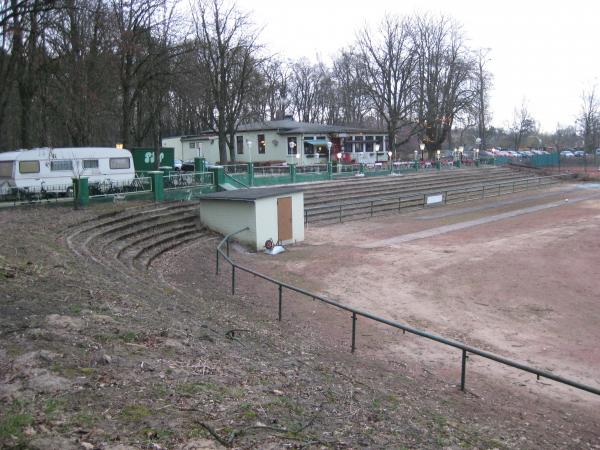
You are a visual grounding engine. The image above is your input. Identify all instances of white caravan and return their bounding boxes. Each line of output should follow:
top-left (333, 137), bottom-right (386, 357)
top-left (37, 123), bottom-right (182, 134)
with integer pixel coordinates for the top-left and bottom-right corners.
top-left (0, 147), bottom-right (135, 193)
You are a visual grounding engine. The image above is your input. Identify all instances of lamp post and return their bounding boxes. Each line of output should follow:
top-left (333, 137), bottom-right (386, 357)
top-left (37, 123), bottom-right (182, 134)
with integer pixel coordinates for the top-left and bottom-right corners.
top-left (326, 141), bottom-right (333, 163)
top-left (336, 152), bottom-right (342, 173)
top-left (288, 140), bottom-right (296, 165)
top-left (436, 149), bottom-right (441, 170)
top-left (420, 142), bottom-right (425, 161)
top-left (246, 140), bottom-right (252, 164)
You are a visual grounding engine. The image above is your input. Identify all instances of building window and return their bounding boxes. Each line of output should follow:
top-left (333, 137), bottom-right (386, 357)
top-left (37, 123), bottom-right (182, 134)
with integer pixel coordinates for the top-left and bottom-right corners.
top-left (236, 136), bottom-right (244, 155)
top-left (83, 159), bottom-right (99, 169)
top-left (50, 160), bottom-right (73, 171)
top-left (189, 142), bottom-right (196, 149)
top-left (258, 134), bottom-right (266, 154)
top-left (288, 136), bottom-right (298, 155)
top-left (109, 157), bottom-right (130, 169)
top-left (365, 135), bottom-right (374, 153)
top-left (0, 161), bottom-right (14, 177)
top-left (19, 160), bottom-right (40, 174)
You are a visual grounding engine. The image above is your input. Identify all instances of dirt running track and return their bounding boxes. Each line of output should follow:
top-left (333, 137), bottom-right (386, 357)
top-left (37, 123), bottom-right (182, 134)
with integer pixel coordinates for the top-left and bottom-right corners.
top-left (226, 183), bottom-right (600, 408)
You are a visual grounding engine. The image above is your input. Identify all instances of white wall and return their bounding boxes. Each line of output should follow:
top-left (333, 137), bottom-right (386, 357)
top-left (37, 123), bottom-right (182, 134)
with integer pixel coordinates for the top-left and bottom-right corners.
top-left (198, 200), bottom-right (256, 247)
top-left (199, 191), bottom-right (304, 251)
top-left (254, 192), bottom-right (304, 247)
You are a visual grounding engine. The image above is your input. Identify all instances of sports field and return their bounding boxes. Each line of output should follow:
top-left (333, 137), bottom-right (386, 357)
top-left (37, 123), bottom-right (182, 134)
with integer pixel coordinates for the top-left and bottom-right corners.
top-left (231, 182), bottom-right (600, 405)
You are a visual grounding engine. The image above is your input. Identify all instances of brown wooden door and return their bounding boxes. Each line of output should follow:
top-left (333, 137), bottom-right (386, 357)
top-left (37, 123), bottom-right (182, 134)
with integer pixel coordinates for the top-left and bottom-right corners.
top-left (277, 196), bottom-right (293, 242)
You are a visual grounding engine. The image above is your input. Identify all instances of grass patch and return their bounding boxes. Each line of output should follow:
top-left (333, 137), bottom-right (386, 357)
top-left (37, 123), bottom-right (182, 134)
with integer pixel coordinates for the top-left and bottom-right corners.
top-left (79, 367), bottom-right (95, 375)
top-left (0, 401), bottom-right (34, 443)
top-left (175, 381), bottom-right (244, 400)
top-left (121, 405), bottom-right (152, 422)
top-left (72, 412), bottom-right (96, 427)
top-left (119, 331), bottom-right (139, 343)
top-left (44, 398), bottom-right (66, 418)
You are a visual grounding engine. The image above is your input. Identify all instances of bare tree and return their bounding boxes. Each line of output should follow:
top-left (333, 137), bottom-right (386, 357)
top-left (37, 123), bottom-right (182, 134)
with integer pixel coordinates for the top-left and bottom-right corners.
top-left (414, 14), bottom-right (475, 157)
top-left (191, 0), bottom-right (262, 162)
top-left (331, 50), bottom-right (370, 125)
top-left (510, 101), bottom-right (537, 151)
top-left (355, 15), bottom-right (417, 156)
top-left (578, 86), bottom-right (599, 152)
top-left (473, 48), bottom-right (492, 151)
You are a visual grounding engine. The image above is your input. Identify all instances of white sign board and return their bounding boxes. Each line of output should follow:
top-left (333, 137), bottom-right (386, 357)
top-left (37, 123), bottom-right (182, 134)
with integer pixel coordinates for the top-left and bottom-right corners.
top-left (426, 193), bottom-right (444, 205)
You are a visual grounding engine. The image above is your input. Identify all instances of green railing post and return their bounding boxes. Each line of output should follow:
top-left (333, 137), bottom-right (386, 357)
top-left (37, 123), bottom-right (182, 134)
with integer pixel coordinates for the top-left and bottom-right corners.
top-left (327, 162), bottom-right (333, 180)
top-left (159, 165), bottom-right (172, 177)
top-left (455, 159), bottom-right (462, 168)
top-left (289, 163), bottom-right (297, 183)
top-left (247, 162), bottom-right (254, 186)
top-left (475, 159), bottom-right (480, 167)
top-left (209, 166), bottom-right (225, 188)
top-left (72, 177), bottom-right (89, 208)
top-left (194, 157), bottom-right (207, 173)
top-left (414, 160), bottom-right (419, 171)
top-left (436, 160), bottom-right (441, 170)
top-left (148, 171), bottom-right (164, 201)
top-left (359, 162), bottom-right (365, 175)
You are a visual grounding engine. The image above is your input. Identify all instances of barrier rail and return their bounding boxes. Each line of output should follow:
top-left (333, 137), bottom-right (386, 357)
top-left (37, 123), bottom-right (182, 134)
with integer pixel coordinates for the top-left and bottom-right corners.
top-left (222, 164), bottom-right (248, 175)
top-left (89, 177), bottom-right (152, 197)
top-left (254, 165), bottom-right (290, 177)
top-left (0, 183), bottom-right (73, 204)
top-left (163, 171), bottom-right (213, 190)
top-left (215, 228), bottom-right (600, 397)
top-left (305, 174), bottom-right (565, 224)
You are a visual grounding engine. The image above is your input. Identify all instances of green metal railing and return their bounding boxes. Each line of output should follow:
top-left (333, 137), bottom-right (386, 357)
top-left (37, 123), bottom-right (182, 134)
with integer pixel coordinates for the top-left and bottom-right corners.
top-left (304, 174), bottom-right (566, 224)
top-left (215, 228), bottom-right (600, 398)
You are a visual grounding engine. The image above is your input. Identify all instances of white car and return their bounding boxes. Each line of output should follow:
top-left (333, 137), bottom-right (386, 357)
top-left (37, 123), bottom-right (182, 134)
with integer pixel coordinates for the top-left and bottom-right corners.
top-left (560, 150), bottom-right (575, 158)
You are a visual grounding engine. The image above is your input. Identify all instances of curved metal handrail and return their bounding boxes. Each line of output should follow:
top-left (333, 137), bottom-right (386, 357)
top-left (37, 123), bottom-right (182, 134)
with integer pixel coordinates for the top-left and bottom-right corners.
top-left (215, 228), bottom-right (600, 397)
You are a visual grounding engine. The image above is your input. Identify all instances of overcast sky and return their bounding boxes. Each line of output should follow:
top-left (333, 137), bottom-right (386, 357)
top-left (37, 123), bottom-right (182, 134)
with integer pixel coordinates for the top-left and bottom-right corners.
top-left (235, 0), bottom-right (599, 133)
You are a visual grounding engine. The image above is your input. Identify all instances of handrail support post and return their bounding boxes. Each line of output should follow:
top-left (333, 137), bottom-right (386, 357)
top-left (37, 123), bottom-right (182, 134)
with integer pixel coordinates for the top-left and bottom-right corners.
top-left (461, 349), bottom-right (467, 391)
top-left (231, 265), bottom-right (235, 295)
top-left (351, 312), bottom-right (357, 353)
top-left (278, 284), bottom-right (283, 321)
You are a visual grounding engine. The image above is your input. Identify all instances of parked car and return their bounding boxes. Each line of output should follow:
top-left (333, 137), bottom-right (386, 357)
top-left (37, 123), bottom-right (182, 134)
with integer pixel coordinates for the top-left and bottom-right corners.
top-left (560, 150), bottom-right (575, 158)
top-left (173, 159), bottom-right (183, 170)
top-left (596, 148), bottom-right (600, 156)
top-left (574, 150), bottom-right (585, 157)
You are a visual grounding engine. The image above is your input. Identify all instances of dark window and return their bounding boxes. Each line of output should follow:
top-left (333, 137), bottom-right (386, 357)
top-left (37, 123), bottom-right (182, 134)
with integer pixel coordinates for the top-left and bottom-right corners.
top-left (365, 135), bottom-right (374, 153)
top-left (19, 160), bottom-right (40, 174)
top-left (109, 157), bottom-right (130, 169)
top-left (288, 137), bottom-right (298, 155)
top-left (50, 160), bottom-right (73, 171)
top-left (0, 161), bottom-right (14, 177)
top-left (83, 159), bottom-right (99, 169)
top-left (236, 136), bottom-right (244, 155)
top-left (258, 134), bottom-right (266, 154)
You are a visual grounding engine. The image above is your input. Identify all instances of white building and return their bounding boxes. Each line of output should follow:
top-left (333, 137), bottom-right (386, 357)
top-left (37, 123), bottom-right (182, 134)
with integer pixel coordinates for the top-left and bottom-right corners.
top-left (198, 186), bottom-right (304, 250)
top-left (162, 118), bottom-right (388, 165)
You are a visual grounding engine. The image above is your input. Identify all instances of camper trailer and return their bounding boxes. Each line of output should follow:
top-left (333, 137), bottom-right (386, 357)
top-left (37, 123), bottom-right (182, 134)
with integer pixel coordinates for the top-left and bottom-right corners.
top-left (0, 147), bottom-right (135, 195)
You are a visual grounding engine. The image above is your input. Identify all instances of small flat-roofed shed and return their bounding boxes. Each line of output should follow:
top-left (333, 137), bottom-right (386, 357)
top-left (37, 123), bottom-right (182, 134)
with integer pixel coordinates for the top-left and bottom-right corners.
top-left (197, 187), bottom-right (304, 250)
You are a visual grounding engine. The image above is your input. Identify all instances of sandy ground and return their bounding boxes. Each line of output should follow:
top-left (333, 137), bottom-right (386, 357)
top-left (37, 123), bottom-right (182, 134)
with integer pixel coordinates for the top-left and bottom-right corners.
top-left (232, 182), bottom-right (600, 407)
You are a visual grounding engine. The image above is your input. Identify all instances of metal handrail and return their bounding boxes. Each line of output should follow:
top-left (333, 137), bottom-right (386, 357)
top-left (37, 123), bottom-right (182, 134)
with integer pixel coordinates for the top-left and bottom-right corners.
top-left (223, 172), bottom-right (249, 189)
top-left (215, 228), bottom-right (600, 397)
top-left (305, 174), bottom-right (564, 213)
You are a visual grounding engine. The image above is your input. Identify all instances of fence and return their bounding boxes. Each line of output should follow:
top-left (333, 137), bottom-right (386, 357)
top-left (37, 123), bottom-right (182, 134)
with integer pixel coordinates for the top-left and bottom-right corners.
top-left (163, 171), bottom-right (213, 190)
top-left (215, 228), bottom-right (600, 398)
top-left (89, 177), bottom-right (152, 197)
top-left (254, 165), bottom-right (290, 177)
top-left (304, 174), bottom-right (563, 224)
top-left (222, 164), bottom-right (248, 175)
top-left (0, 183), bottom-right (73, 205)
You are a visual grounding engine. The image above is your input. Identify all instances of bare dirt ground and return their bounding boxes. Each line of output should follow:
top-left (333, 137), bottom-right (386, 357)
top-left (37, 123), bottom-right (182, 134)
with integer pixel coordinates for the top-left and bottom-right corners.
top-left (1, 185), bottom-right (600, 449)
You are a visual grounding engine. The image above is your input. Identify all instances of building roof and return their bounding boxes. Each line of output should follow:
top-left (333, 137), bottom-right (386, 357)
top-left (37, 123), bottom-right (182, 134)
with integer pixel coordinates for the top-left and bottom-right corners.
top-left (162, 119), bottom-right (386, 142)
top-left (198, 186), bottom-right (303, 202)
top-left (237, 119), bottom-right (384, 135)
